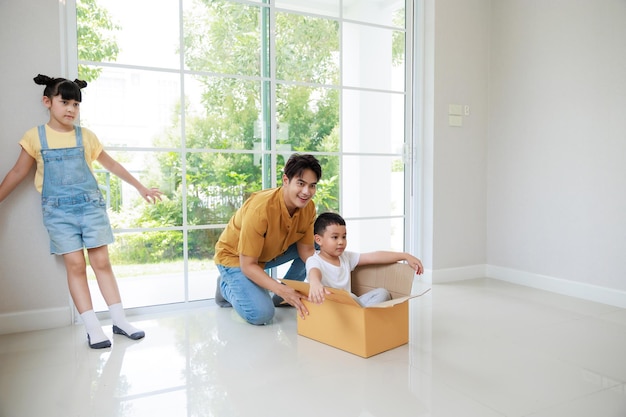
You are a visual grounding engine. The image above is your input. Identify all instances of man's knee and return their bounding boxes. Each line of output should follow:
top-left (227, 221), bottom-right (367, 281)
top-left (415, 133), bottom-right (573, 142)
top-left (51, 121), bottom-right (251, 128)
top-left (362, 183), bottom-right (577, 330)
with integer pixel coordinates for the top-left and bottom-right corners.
top-left (241, 305), bottom-right (275, 325)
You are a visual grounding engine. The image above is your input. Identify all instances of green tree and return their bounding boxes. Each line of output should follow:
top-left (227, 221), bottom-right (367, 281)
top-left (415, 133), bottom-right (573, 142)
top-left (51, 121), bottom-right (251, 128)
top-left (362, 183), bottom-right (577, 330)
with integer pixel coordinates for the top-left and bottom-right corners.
top-left (77, 0), bottom-right (123, 213)
top-left (170, 0), bottom-right (341, 218)
top-left (76, 0), bottom-right (120, 82)
top-left (78, 0), bottom-right (343, 263)
top-left (392, 9), bottom-right (406, 67)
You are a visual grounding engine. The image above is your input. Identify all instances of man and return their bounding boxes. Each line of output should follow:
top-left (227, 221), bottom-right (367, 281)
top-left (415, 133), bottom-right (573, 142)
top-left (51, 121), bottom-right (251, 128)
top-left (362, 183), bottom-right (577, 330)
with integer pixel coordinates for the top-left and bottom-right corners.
top-left (214, 154), bottom-right (322, 325)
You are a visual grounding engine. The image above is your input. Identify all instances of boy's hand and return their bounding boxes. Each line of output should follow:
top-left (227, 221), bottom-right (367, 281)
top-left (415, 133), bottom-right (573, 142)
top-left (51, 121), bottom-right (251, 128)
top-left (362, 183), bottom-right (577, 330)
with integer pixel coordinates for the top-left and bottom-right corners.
top-left (405, 254), bottom-right (424, 275)
top-left (308, 281), bottom-right (331, 304)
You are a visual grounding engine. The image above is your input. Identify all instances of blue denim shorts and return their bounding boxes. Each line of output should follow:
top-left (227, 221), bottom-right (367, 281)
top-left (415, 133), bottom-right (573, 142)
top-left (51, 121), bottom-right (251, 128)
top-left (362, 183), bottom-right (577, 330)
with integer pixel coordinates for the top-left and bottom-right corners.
top-left (41, 192), bottom-right (114, 255)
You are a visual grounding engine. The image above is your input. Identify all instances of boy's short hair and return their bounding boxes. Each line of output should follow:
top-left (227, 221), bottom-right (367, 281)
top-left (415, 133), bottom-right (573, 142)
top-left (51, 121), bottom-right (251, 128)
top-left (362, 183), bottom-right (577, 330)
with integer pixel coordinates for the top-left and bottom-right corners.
top-left (314, 212), bottom-right (345, 235)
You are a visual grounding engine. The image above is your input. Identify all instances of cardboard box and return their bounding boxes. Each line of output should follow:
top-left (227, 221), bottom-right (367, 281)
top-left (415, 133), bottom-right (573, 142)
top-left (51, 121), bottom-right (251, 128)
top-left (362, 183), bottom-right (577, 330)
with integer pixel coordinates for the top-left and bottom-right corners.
top-left (282, 263), bottom-right (431, 358)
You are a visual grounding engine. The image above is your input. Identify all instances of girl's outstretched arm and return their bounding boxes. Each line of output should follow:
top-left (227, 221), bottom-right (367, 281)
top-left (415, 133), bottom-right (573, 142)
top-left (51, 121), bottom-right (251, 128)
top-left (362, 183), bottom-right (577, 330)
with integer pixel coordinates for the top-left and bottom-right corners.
top-left (96, 150), bottom-right (162, 204)
top-left (0, 148), bottom-right (35, 204)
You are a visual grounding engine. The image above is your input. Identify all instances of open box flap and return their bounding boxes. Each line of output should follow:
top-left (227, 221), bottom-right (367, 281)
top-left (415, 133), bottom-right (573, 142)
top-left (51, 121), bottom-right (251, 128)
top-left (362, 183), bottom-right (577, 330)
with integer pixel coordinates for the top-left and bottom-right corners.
top-left (352, 263), bottom-right (424, 299)
top-left (280, 279), bottom-right (431, 308)
top-left (365, 286), bottom-right (431, 308)
top-left (281, 279), bottom-right (362, 307)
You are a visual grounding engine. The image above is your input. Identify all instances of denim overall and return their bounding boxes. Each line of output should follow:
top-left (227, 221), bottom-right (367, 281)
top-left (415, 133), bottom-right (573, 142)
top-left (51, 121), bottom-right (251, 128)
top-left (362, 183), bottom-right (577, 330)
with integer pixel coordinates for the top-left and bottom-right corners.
top-left (39, 125), bottom-right (113, 255)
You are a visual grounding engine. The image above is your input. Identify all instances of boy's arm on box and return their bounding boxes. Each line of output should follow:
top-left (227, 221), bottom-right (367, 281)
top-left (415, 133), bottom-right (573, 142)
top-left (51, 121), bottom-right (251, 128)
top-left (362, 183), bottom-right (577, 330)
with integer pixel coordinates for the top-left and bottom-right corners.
top-left (357, 251), bottom-right (424, 275)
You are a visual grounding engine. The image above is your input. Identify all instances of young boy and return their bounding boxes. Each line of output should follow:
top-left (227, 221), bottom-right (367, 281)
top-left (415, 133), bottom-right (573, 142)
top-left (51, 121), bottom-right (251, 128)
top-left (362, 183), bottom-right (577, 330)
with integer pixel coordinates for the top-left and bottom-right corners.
top-left (306, 212), bottom-right (424, 307)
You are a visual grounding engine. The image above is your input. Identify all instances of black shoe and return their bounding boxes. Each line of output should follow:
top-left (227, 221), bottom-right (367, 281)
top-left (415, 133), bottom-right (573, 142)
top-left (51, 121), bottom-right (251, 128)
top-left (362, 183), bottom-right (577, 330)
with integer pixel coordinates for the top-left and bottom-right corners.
top-left (87, 334), bottom-right (111, 349)
top-left (272, 293), bottom-right (292, 307)
top-left (215, 276), bottom-right (232, 307)
top-left (113, 325), bottom-right (145, 340)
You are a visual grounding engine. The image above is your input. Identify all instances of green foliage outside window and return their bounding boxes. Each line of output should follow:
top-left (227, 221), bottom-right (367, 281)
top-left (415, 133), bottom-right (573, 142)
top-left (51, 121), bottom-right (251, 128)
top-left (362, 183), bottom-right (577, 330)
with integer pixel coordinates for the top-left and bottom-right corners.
top-left (77, 0), bottom-right (343, 263)
top-left (76, 0), bottom-right (120, 82)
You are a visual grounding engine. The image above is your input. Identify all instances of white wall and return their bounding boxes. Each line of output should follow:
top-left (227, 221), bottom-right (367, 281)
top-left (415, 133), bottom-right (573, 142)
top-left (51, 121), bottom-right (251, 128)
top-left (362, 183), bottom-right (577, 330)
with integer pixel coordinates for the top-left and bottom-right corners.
top-left (421, 0), bottom-right (626, 306)
top-left (420, 0), bottom-right (490, 278)
top-left (487, 0), bottom-right (626, 303)
top-left (0, 1), bottom-right (73, 333)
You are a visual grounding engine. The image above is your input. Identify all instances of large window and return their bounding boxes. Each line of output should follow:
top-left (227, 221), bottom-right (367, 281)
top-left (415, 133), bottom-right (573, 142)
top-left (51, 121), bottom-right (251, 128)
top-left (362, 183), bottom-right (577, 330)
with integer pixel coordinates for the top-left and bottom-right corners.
top-left (72, 0), bottom-right (413, 311)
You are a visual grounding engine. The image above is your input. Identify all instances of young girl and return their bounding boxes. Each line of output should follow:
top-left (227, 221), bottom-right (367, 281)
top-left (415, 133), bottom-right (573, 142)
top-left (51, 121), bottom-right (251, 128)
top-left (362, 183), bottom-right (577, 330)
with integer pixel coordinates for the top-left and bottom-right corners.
top-left (0, 74), bottom-right (162, 349)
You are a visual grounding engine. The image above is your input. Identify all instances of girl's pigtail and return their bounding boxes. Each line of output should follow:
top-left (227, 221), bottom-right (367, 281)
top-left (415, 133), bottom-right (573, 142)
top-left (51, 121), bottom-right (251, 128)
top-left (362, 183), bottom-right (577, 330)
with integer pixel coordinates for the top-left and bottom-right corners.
top-left (34, 74), bottom-right (87, 89)
top-left (33, 74), bottom-right (54, 86)
top-left (73, 79), bottom-right (88, 89)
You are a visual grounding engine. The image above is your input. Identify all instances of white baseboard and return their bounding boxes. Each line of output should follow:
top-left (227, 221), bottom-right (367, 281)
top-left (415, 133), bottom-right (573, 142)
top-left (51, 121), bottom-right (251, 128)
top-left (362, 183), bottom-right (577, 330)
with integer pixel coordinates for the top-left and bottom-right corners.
top-left (428, 264), bottom-right (626, 308)
top-left (486, 265), bottom-right (626, 309)
top-left (0, 307), bottom-right (72, 335)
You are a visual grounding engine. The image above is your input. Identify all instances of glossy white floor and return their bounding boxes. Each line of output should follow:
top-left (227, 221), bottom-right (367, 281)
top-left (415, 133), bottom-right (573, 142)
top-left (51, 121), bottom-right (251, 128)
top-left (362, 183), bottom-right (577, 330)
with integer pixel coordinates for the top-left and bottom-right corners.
top-left (1, 278), bottom-right (626, 417)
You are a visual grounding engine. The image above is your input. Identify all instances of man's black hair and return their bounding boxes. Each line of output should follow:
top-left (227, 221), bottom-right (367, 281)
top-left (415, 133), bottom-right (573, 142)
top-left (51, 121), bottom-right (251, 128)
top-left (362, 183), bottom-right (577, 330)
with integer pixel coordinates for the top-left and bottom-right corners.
top-left (283, 154), bottom-right (322, 182)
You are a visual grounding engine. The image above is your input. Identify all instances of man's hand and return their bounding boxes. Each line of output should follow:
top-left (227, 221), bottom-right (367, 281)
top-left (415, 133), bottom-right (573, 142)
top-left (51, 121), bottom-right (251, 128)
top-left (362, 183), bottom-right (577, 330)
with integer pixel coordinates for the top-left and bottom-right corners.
top-left (275, 284), bottom-right (309, 319)
top-left (240, 253), bottom-right (311, 318)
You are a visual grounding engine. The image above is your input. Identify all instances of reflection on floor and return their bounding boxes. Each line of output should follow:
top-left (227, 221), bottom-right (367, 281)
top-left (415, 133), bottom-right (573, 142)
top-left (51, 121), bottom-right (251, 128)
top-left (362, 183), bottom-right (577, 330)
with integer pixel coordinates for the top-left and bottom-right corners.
top-left (1, 278), bottom-right (626, 417)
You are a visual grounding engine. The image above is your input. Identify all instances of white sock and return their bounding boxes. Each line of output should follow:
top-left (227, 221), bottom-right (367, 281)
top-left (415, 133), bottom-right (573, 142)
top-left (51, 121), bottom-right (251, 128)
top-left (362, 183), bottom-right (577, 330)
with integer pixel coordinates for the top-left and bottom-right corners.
top-left (109, 303), bottom-right (142, 335)
top-left (80, 310), bottom-right (109, 344)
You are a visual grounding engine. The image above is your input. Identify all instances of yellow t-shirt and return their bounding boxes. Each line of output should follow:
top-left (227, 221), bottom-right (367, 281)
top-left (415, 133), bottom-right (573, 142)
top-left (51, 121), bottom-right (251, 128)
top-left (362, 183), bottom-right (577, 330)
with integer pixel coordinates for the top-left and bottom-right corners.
top-left (19, 125), bottom-right (104, 193)
top-left (214, 187), bottom-right (316, 268)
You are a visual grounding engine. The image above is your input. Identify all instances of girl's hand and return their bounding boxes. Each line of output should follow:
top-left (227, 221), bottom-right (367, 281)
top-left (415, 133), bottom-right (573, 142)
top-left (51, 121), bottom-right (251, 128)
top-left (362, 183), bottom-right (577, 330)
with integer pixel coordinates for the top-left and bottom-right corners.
top-left (140, 187), bottom-right (163, 204)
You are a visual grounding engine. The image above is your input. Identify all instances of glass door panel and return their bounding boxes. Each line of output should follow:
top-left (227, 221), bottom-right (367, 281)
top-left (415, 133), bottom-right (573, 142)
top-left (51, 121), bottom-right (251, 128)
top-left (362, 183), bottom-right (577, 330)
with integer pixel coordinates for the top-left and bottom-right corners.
top-left (342, 155), bottom-right (405, 219)
top-left (88, 230), bottom-right (185, 310)
top-left (76, 0), bottom-right (412, 311)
